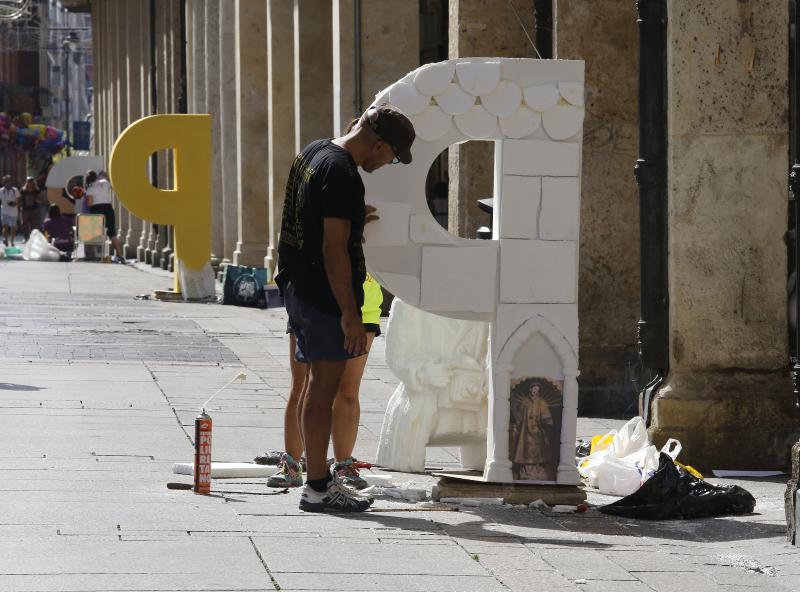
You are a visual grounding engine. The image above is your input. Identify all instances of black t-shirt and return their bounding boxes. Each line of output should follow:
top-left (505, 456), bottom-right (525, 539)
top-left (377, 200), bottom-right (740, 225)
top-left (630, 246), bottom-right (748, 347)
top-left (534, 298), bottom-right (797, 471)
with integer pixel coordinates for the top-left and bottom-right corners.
top-left (276, 139), bottom-right (366, 316)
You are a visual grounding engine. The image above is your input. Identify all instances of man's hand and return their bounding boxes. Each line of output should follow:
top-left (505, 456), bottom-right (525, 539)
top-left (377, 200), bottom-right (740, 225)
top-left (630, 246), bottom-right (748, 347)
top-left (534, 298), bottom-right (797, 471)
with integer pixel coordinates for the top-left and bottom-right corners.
top-left (342, 312), bottom-right (368, 356)
top-left (365, 204), bottom-right (379, 224)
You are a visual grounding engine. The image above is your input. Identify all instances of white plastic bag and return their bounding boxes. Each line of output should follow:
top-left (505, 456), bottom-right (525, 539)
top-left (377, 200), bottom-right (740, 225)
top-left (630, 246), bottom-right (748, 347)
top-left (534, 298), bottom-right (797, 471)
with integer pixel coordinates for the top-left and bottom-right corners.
top-left (612, 416), bottom-right (649, 458)
top-left (595, 455), bottom-right (643, 496)
top-left (22, 229), bottom-right (62, 262)
top-left (579, 416), bottom-right (683, 496)
top-left (576, 429), bottom-right (617, 486)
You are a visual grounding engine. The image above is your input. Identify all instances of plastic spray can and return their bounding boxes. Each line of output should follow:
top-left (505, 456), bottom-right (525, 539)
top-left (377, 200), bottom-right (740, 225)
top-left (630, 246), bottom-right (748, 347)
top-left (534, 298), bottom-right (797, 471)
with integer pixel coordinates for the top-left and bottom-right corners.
top-left (193, 411), bottom-right (212, 494)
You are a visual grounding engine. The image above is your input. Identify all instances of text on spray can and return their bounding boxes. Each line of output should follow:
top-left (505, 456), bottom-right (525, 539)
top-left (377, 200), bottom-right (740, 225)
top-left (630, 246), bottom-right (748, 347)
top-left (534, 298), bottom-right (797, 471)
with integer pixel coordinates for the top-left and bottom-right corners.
top-left (194, 412), bottom-right (212, 494)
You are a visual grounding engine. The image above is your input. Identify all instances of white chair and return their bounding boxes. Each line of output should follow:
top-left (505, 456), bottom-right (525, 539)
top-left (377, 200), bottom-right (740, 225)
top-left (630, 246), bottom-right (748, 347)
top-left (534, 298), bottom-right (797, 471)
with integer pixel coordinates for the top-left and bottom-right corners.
top-left (73, 213), bottom-right (110, 260)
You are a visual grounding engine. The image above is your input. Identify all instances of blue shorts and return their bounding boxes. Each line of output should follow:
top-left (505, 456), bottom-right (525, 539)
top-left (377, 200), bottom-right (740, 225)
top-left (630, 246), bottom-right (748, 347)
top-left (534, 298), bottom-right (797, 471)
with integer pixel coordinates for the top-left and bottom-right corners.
top-left (1, 214), bottom-right (17, 228)
top-left (284, 282), bottom-right (358, 363)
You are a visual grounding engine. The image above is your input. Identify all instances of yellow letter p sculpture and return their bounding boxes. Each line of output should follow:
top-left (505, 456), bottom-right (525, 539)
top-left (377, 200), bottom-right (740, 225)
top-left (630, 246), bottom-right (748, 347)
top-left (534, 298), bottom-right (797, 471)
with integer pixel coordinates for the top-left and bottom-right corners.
top-left (109, 114), bottom-right (214, 299)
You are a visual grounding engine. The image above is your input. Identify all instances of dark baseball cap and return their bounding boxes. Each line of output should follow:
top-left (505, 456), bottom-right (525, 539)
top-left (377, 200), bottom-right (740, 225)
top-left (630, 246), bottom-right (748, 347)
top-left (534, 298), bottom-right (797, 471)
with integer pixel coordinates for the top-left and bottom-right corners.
top-left (361, 103), bottom-right (415, 164)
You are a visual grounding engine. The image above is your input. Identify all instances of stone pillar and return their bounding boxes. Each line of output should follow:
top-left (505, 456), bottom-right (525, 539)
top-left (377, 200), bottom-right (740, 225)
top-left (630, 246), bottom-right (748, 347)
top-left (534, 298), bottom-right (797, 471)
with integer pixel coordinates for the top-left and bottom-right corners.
top-left (554, 1), bottom-right (640, 415)
top-left (188, 0), bottom-right (206, 114)
top-left (232, 0), bottom-right (270, 267)
top-left (150, 0), bottom-right (170, 268)
top-left (332, 0), bottom-right (354, 136)
top-left (448, 0), bottom-right (534, 239)
top-left (141, 0), bottom-right (156, 263)
top-left (91, 1), bottom-right (105, 158)
top-left (219, 2), bottom-right (238, 267)
top-left (265, 0), bottom-right (295, 271)
top-left (333, 1), bottom-right (419, 132)
top-left (136, 0), bottom-right (151, 262)
top-left (124, 0), bottom-right (145, 259)
top-left (101, 0), bottom-right (118, 251)
top-left (650, 1), bottom-right (799, 470)
top-left (205, 0), bottom-right (223, 272)
top-left (294, 0), bottom-right (333, 151)
top-left (114, 0), bottom-right (130, 249)
top-left (161, 0), bottom-right (181, 271)
top-left (104, 1), bottom-right (115, 179)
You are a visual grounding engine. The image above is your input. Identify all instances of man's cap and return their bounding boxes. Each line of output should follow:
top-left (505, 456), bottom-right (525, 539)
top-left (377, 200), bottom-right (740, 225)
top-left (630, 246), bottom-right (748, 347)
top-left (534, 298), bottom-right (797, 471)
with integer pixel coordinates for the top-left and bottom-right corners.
top-left (362, 103), bottom-right (415, 164)
top-left (25, 176), bottom-right (34, 181)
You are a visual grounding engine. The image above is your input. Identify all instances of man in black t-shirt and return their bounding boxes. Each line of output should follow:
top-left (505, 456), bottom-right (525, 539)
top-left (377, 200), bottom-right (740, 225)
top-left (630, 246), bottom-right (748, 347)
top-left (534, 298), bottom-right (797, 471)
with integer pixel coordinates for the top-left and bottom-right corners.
top-left (275, 104), bottom-right (414, 513)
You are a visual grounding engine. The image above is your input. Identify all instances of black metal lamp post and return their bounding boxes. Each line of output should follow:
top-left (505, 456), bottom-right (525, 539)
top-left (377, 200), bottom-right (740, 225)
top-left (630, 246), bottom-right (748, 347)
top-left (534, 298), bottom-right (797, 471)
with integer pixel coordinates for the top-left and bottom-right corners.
top-left (62, 41), bottom-right (70, 135)
top-left (634, 0), bottom-right (669, 423)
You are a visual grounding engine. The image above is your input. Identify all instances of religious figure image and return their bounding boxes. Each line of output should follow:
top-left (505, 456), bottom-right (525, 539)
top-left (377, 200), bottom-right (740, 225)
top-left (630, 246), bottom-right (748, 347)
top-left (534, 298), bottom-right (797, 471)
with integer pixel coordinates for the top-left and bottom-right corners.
top-left (509, 377), bottom-right (563, 481)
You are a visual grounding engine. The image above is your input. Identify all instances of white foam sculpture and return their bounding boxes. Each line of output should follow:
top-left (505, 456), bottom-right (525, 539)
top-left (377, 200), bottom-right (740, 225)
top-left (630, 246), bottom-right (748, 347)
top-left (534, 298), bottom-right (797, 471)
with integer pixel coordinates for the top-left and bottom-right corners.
top-left (377, 298), bottom-right (490, 472)
top-left (366, 58), bottom-right (584, 485)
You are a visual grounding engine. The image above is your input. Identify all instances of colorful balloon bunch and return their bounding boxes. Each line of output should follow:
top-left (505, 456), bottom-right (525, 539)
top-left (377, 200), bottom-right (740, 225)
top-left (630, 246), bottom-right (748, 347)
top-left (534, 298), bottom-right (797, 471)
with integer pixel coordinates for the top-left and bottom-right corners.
top-left (0, 112), bottom-right (69, 155)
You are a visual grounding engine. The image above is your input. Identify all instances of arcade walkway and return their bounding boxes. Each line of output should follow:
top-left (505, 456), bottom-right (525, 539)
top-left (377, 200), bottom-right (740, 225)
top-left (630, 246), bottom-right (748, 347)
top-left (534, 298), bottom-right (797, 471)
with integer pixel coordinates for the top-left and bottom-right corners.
top-left (0, 260), bottom-right (794, 591)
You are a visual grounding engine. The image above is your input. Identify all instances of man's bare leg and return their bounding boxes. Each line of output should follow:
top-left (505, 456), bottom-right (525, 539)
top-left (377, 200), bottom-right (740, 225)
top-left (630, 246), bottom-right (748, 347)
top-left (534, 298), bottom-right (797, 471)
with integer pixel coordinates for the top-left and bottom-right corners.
top-left (301, 359), bottom-right (346, 481)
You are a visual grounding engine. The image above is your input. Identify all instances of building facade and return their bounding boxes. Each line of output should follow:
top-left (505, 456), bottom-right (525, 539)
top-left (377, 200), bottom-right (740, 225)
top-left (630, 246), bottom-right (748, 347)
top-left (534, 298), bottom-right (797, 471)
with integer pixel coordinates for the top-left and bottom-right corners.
top-left (82, 0), bottom-right (799, 469)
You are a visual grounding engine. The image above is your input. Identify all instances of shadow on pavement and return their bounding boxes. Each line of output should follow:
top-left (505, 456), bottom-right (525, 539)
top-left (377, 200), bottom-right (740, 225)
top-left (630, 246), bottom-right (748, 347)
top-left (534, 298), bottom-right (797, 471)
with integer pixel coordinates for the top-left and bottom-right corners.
top-left (0, 382), bottom-right (45, 391)
top-left (318, 504), bottom-right (787, 545)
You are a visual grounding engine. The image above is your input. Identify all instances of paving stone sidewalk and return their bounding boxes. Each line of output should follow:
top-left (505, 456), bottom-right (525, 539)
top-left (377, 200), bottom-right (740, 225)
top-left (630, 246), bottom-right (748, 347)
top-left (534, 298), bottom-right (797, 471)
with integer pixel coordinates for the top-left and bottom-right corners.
top-left (0, 260), bottom-right (797, 592)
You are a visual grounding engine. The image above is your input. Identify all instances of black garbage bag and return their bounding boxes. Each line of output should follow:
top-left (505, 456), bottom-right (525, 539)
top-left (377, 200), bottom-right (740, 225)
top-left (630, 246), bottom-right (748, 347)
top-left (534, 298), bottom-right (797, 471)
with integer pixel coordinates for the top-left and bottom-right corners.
top-left (599, 452), bottom-right (756, 520)
top-left (575, 439), bottom-right (592, 461)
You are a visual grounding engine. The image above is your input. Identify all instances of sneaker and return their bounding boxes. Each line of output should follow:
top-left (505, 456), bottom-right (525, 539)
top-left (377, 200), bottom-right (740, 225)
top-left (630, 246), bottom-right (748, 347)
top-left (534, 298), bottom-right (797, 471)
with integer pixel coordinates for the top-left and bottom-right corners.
top-left (333, 457), bottom-right (372, 490)
top-left (299, 473), bottom-right (372, 513)
top-left (267, 453), bottom-right (304, 488)
top-left (256, 451), bottom-right (306, 471)
top-left (254, 450), bottom-right (284, 465)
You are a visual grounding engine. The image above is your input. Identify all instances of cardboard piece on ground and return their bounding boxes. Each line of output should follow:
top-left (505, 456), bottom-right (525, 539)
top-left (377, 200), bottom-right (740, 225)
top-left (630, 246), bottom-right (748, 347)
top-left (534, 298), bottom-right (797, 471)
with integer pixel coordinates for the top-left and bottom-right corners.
top-left (432, 471), bottom-right (586, 505)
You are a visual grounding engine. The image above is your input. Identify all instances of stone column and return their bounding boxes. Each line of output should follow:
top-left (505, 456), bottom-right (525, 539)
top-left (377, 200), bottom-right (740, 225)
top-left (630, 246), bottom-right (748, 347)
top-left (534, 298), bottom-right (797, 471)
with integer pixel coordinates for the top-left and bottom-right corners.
top-left (265, 0), bottom-right (295, 271)
top-left (332, 0), bottom-right (354, 136)
top-left (114, 0), bottom-right (130, 249)
top-left (162, 0), bottom-right (181, 272)
top-left (294, 0), bottom-right (333, 150)
top-left (205, 0), bottom-right (223, 272)
top-left (448, 0), bottom-right (534, 239)
top-left (135, 0), bottom-right (151, 261)
top-left (104, 1), bottom-right (115, 179)
top-left (124, 0), bottom-right (145, 259)
top-left (232, 0), bottom-right (270, 267)
top-left (188, 0), bottom-right (206, 114)
top-left (333, 0), bottom-right (418, 132)
top-left (91, 1), bottom-right (105, 158)
top-left (219, 2), bottom-right (238, 267)
top-left (650, 1), bottom-right (799, 470)
top-left (141, 0), bottom-right (156, 262)
top-left (554, 1), bottom-right (640, 415)
top-left (150, 0), bottom-right (170, 268)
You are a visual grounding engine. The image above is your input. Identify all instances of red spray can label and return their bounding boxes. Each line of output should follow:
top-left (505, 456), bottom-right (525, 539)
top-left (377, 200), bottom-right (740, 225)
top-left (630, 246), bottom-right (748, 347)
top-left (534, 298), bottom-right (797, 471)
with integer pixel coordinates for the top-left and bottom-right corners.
top-left (194, 412), bottom-right (212, 494)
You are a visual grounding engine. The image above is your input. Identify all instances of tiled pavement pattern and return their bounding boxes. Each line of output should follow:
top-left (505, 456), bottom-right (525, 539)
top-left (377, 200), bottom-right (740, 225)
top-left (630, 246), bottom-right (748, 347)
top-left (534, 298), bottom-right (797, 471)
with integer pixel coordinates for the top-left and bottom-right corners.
top-left (0, 259), bottom-right (798, 592)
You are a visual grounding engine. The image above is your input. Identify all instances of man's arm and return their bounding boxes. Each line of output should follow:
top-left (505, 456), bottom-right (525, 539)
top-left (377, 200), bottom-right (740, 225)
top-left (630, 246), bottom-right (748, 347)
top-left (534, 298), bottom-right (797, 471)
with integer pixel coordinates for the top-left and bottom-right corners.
top-left (322, 217), bottom-right (367, 355)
